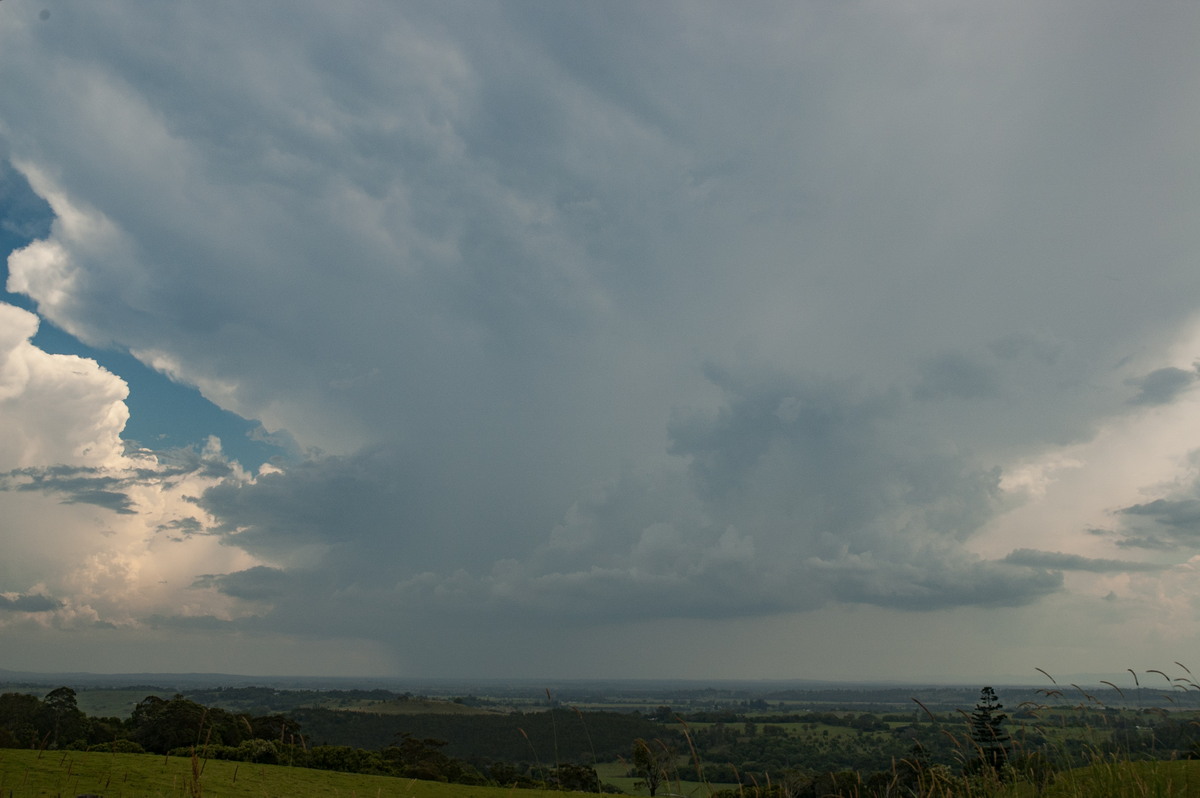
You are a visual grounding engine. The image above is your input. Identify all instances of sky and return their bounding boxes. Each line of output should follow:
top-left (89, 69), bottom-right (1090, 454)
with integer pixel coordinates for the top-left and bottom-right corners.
top-left (1, 0), bottom-right (1200, 685)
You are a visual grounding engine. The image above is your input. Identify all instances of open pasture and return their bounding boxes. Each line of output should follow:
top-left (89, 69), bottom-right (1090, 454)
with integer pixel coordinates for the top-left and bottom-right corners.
top-left (0, 749), bottom-right (575, 798)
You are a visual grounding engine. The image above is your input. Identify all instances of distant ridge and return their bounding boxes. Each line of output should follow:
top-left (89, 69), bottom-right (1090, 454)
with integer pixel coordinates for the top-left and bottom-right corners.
top-left (0, 668), bottom-right (404, 690)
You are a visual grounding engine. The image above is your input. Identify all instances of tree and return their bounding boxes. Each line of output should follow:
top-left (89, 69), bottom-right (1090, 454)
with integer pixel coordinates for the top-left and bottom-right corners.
top-left (40, 687), bottom-right (85, 748)
top-left (631, 738), bottom-right (674, 797)
top-left (130, 694), bottom-right (246, 753)
top-left (553, 762), bottom-right (603, 792)
top-left (968, 687), bottom-right (1011, 773)
top-left (385, 732), bottom-right (453, 780)
top-left (0, 692), bottom-right (42, 748)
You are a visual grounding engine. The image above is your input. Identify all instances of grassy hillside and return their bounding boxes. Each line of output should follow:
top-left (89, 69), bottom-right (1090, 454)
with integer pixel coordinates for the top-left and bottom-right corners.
top-left (0, 749), bottom-right (585, 798)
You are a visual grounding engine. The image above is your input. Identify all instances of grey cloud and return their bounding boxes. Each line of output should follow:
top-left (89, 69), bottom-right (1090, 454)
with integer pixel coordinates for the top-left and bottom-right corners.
top-left (156, 517), bottom-right (205, 539)
top-left (1110, 497), bottom-right (1200, 551)
top-left (3, 467), bottom-right (136, 514)
top-left (1002, 548), bottom-right (1164, 573)
top-left (193, 367), bottom-right (1047, 640)
top-left (668, 366), bottom-right (899, 509)
top-left (817, 556), bottom-right (1063, 611)
top-left (914, 352), bottom-right (1001, 401)
top-left (197, 448), bottom-right (440, 565)
top-left (59, 489), bottom-right (136, 514)
top-left (0, 592), bottom-right (61, 612)
top-left (1127, 367), bottom-right (1198, 406)
top-left (0, 446), bottom-right (238, 518)
top-left (668, 367), bottom-right (1005, 552)
top-left (1120, 499), bottom-right (1200, 532)
top-left (193, 566), bottom-right (290, 602)
top-left (5, 0), bottom-right (1193, 467)
top-left (144, 614), bottom-right (244, 632)
top-left (3, 2), bottom-right (1200, 674)
top-left (986, 334), bottom-right (1063, 365)
top-left (1115, 536), bottom-right (1180, 551)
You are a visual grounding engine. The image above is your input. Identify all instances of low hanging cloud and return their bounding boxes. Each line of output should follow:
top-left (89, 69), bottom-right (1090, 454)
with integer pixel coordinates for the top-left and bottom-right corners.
top-left (1002, 548), bottom-right (1166, 573)
top-left (1127, 367), bottom-right (1199, 407)
top-left (0, 592), bottom-right (62, 613)
top-left (1120, 499), bottom-right (1200, 533)
top-left (193, 566), bottom-right (291, 603)
top-left (182, 366), bottom-right (1064, 643)
top-left (2, 468), bottom-right (136, 514)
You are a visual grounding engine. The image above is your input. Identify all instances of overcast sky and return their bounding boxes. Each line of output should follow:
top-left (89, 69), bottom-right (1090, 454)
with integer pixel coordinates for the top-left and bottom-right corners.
top-left (2, 0), bottom-right (1200, 684)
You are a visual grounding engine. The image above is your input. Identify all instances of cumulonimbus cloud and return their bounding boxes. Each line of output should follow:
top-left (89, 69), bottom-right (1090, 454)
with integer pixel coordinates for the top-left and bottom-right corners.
top-left (2, 1), bottom-right (1200, 677)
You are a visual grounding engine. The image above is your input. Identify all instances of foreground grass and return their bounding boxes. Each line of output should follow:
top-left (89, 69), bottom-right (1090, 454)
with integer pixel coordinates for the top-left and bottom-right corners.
top-left (1030, 759), bottom-right (1200, 798)
top-left (938, 759), bottom-right (1200, 798)
top-left (0, 749), bottom-right (580, 798)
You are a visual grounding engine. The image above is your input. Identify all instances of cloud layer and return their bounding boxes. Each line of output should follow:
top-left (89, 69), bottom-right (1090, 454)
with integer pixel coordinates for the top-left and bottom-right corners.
top-left (2, 1), bottom-right (1200, 679)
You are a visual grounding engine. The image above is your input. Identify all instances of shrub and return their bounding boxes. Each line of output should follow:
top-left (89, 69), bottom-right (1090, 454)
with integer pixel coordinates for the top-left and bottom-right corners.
top-left (235, 738), bottom-right (280, 764)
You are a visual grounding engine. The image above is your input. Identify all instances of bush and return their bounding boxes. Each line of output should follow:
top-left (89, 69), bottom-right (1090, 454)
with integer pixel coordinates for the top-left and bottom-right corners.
top-left (236, 738), bottom-right (280, 764)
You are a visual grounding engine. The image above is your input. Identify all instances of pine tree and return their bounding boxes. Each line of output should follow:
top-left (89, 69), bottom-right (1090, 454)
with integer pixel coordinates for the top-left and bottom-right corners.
top-left (969, 686), bottom-right (1011, 773)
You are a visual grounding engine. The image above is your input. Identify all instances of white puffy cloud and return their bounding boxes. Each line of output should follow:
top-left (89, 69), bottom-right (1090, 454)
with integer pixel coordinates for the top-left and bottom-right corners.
top-left (0, 304), bottom-right (272, 649)
top-left (0, 302), bottom-right (126, 469)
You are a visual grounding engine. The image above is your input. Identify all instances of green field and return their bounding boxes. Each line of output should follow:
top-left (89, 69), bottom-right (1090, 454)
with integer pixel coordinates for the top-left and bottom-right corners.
top-left (593, 759), bottom-right (738, 798)
top-left (327, 698), bottom-right (498, 716)
top-left (0, 749), bottom-right (579, 798)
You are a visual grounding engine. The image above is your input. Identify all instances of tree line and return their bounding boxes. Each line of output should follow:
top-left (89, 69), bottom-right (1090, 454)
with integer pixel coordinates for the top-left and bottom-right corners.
top-left (0, 687), bottom-right (619, 789)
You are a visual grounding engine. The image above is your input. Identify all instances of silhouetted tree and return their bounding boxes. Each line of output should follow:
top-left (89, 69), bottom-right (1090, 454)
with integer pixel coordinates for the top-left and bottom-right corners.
top-left (968, 687), bottom-right (1010, 773)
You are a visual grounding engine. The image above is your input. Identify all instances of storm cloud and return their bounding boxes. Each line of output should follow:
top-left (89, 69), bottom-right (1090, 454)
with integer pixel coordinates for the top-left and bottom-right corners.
top-left (2, 0), bottom-right (1200, 680)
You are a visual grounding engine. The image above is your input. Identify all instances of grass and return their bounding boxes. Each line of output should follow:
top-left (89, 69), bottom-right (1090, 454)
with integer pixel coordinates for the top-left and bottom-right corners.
top-left (0, 749), bottom-right (600, 798)
top-left (1032, 759), bottom-right (1200, 797)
